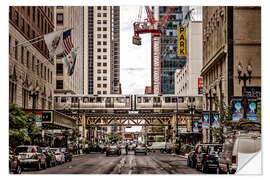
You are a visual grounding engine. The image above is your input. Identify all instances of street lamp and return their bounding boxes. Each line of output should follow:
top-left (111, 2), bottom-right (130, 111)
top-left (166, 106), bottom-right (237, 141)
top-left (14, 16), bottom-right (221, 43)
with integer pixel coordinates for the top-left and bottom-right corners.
top-left (187, 97), bottom-right (196, 145)
top-left (29, 85), bottom-right (40, 109)
top-left (237, 63), bottom-right (253, 118)
top-left (206, 88), bottom-right (216, 144)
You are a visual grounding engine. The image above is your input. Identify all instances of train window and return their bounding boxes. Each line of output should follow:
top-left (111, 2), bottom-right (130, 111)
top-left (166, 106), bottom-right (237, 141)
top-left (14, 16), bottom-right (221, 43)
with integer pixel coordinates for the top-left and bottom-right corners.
top-left (137, 97), bottom-right (141, 103)
top-left (172, 97), bottom-right (177, 103)
top-left (97, 97), bottom-right (102, 103)
top-left (89, 97), bottom-right (95, 102)
top-left (83, 97), bottom-right (89, 103)
top-left (178, 97), bottom-right (184, 103)
top-left (165, 97), bottom-right (171, 103)
top-left (126, 97), bottom-right (130, 103)
top-left (154, 97), bottom-right (160, 103)
top-left (143, 97), bottom-right (149, 103)
top-left (61, 97), bottom-right (66, 103)
top-left (54, 97), bottom-right (58, 103)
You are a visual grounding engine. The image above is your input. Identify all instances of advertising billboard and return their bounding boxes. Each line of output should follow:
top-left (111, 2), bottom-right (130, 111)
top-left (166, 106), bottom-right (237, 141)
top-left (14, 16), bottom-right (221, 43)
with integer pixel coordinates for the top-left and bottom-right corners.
top-left (178, 26), bottom-right (186, 56)
top-left (202, 112), bottom-right (210, 129)
top-left (198, 77), bottom-right (203, 94)
top-left (212, 113), bottom-right (220, 128)
top-left (246, 101), bottom-right (258, 122)
top-left (232, 101), bottom-right (244, 122)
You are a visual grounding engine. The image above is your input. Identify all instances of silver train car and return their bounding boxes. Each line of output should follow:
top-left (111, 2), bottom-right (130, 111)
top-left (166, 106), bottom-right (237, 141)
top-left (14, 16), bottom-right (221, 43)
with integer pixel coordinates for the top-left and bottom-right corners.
top-left (134, 95), bottom-right (203, 112)
top-left (54, 94), bottom-right (132, 112)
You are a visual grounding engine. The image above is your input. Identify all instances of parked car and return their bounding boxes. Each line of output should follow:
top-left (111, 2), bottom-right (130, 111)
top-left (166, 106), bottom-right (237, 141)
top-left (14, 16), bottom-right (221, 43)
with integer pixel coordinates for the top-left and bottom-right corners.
top-left (195, 144), bottom-right (222, 173)
top-left (61, 148), bottom-right (73, 162)
top-left (9, 148), bottom-right (21, 174)
top-left (106, 145), bottom-right (121, 156)
top-left (41, 147), bottom-right (57, 167)
top-left (147, 142), bottom-right (166, 152)
top-left (15, 145), bottom-right (47, 171)
top-left (218, 128), bottom-right (261, 174)
top-left (134, 144), bottom-right (147, 155)
top-left (51, 148), bottom-right (65, 164)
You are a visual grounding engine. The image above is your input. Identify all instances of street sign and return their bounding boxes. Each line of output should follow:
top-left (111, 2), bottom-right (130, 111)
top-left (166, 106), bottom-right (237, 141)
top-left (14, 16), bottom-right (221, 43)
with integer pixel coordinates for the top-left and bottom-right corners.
top-left (177, 26), bottom-right (186, 56)
top-left (198, 77), bottom-right (203, 94)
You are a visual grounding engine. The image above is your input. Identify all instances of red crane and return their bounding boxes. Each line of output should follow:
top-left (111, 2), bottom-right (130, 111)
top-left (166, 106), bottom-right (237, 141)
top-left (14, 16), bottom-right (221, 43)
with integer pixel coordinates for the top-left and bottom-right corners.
top-left (132, 6), bottom-right (176, 94)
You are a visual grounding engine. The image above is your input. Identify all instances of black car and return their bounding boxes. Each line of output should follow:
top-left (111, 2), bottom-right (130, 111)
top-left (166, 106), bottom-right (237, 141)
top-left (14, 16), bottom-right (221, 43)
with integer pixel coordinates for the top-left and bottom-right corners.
top-left (196, 144), bottom-right (222, 173)
top-left (41, 147), bottom-right (57, 167)
top-left (106, 145), bottom-right (121, 156)
top-left (187, 144), bottom-right (200, 168)
top-left (61, 148), bottom-right (73, 162)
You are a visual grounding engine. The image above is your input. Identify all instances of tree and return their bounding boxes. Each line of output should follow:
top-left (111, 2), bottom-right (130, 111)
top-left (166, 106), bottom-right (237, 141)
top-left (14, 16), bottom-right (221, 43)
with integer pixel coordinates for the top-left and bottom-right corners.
top-left (108, 132), bottom-right (122, 143)
top-left (9, 104), bottom-right (41, 148)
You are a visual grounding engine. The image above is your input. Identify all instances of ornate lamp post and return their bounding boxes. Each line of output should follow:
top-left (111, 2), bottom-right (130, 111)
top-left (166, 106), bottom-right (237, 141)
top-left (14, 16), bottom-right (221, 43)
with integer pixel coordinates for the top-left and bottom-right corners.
top-left (206, 88), bottom-right (216, 143)
top-left (237, 63), bottom-right (253, 118)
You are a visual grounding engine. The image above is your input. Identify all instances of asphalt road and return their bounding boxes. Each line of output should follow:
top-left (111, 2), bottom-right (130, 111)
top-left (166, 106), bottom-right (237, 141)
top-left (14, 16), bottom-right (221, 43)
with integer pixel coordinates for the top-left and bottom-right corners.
top-left (22, 150), bottom-right (202, 174)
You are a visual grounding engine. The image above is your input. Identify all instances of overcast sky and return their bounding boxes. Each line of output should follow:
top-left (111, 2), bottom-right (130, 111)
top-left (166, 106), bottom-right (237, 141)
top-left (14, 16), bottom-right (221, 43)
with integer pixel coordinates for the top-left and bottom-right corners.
top-left (120, 6), bottom-right (151, 95)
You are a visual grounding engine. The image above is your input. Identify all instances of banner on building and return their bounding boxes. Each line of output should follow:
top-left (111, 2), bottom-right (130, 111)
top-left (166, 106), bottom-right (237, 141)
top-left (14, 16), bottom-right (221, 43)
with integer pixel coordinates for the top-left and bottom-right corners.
top-left (202, 112), bottom-right (210, 129)
top-left (212, 113), bottom-right (220, 128)
top-left (247, 101), bottom-right (258, 122)
top-left (193, 121), bottom-right (199, 133)
top-left (177, 26), bottom-right (186, 56)
top-left (198, 77), bottom-right (203, 94)
top-left (232, 100), bottom-right (244, 122)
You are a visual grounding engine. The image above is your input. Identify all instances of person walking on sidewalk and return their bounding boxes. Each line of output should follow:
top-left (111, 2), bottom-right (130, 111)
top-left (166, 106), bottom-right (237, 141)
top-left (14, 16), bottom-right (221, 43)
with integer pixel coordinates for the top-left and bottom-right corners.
top-left (125, 144), bottom-right (128, 155)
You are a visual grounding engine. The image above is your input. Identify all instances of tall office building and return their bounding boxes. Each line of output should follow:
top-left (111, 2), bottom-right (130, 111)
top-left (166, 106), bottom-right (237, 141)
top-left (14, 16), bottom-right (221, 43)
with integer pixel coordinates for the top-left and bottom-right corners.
top-left (9, 6), bottom-right (55, 109)
top-left (54, 6), bottom-right (84, 95)
top-left (84, 6), bottom-right (120, 95)
top-left (151, 6), bottom-right (189, 94)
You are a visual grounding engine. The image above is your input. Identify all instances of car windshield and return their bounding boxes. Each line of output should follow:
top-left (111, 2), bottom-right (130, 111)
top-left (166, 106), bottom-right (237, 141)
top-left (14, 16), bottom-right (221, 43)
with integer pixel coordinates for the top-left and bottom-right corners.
top-left (15, 146), bottom-right (35, 153)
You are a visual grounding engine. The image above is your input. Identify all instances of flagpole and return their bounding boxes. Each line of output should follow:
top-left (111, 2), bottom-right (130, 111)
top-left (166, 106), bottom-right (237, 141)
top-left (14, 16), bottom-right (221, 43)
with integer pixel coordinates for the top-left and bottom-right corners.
top-left (14, 35), bottom-right (44, 48)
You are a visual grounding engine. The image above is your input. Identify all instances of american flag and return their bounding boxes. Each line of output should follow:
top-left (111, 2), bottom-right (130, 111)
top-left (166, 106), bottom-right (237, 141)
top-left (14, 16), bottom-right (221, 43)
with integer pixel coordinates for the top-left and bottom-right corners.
top-left (63, 29), bottom-right (73, 56)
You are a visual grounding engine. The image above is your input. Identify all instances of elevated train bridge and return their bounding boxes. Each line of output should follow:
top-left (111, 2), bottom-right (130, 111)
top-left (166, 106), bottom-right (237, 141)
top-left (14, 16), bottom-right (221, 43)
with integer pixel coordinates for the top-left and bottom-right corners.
top-left (54, 94), bottom-right (203, 142)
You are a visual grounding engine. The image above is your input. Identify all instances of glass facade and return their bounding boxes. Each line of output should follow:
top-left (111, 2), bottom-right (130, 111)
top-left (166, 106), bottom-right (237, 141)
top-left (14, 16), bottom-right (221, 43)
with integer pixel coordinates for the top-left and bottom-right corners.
top-left (159, 6), bottom-right (188, 94)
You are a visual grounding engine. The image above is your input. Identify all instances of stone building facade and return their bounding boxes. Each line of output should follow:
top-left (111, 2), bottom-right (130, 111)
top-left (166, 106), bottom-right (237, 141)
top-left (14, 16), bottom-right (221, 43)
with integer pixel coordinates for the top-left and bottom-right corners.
top-left (9, 6), bottom-right (55, 110)
top-left (201, 6), bottom-right (261, 143)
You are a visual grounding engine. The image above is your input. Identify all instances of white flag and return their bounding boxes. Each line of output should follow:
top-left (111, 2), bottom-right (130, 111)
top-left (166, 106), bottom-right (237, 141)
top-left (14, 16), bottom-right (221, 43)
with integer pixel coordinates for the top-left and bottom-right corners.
top-left (44, 30), bottom-right (63, 57)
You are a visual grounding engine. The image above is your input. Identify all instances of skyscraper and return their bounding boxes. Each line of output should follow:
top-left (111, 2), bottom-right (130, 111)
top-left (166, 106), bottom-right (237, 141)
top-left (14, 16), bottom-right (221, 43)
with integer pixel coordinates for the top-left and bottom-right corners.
top-left (84, 6), bottom-right (120, 95)
top-left (151, 6), bottom-right (188, 94)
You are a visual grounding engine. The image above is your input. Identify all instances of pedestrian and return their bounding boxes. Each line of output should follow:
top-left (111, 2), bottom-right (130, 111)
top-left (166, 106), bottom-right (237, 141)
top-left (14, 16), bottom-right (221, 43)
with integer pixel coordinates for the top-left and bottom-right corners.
top-left (125, 143), bottom-right (128, 155)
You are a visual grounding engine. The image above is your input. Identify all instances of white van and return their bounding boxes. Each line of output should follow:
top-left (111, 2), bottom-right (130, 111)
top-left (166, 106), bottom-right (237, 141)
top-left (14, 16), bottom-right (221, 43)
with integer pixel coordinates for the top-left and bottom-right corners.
top-left (218, 131), bottom-right (261, 174)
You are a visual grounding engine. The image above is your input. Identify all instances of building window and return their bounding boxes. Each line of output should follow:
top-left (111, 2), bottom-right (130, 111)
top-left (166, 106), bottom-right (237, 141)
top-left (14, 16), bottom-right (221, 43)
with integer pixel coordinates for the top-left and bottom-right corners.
top-left (14, 40), bottom-right (18, 60)
top-left (32, 55), bottom-right (35, 71)
top-left (97, 77), bottom-right (101, 81)
top-left (103, 41), bottom-right (107, 45)
top-left (97, 91), bottom-right (101, 94)
top-left (97, 34), bottom-right (101, 38)
top-left (97, 41), bottom-right (101, 45)
top-left (103, 76), bottom-right (107, 81)
top-left (32, 30), bottom-right (35, 39)
top-left (32, 7), bottom-right (35, 22)
top-left (103, 13), bottom-right (107, 17)
top-left (103, 91), bottom-right (107, 94)
top-left (97, 56), bottom-right (101, 59)
top-left (37, 11), bottom-right (40, 28)
top-left (22, 88), bottom-right (28, 109)
top-left (57, 63), bottom-right (63, 75)
top-left (103, 62), bottom-right (107, 66)
top-left (97, 20), bottom-right (101, 24)
top-left (103, 48), bottom-right (107, 52)
top-left (103, 34), bottom-right (107, 38)
top-left (103, 70), bottom-right (107, 74)
top-left (103, 84), bottom-right (107, 88)
top-left (103, 6), bottom-right (107, 10)
top-left (10, 81), bottom-right (17, 104)
top-left (97, 48), bottom-right (101, 52)
top-left (97, 27), bottom-right (101, 31)
top-left (27, 24), bottom-right (30, 37)
top-left (103, 20), bottom-right (107, 24)
top-left (36, 60), bottom-right (39, 75)
top-left (27, 7), bottom-right (30, 16)
top-left (57, 6), bottom-right (64, 9)
top-left (97, 63), bottom-right (101, 66)
top-left (57, 13), bottom-right (63, 25)
top-left (97, 6), bottom-right (101, 10)
top-left (97, 84), bottom-right (101, 88)
top-left (50, 71), bottom-right (52, 83)
top-left (97, 13), bottom-right (101, 17)
top-left (103, 27), bottom-right (107, 31)
top-left (97, 69), bottom-right (101, 74)
top-left (15, 11), bottom-right (19, 26)
top-left (56, 80), bottom-right (63, 89)
top-left (21, 46), bottom-right (24, 64)
top-left (9, 35), bottom-right (11, 55)
top-left (21, 18), bottom-right (25, 33)
top-left (44, 66), bottom-right (46, 80)
top-left (40, 64), bottom-right (43, 78)
top-left (103, 55), bottom-right (107, 59)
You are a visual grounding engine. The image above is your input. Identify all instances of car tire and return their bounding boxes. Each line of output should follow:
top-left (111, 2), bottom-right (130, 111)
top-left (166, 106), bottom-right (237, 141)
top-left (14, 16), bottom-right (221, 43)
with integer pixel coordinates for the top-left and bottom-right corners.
top-left (202, 163), bottom-right (207, 173)
top-left (15, 165), bottom-right (22, 174)
top-left (36, 161), bottom-right (41, 171)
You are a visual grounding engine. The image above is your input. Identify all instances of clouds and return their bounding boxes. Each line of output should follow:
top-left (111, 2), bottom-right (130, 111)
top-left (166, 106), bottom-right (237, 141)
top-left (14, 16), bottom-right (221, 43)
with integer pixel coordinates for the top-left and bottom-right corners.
top-left (120, 6), bottom-right (151, 95)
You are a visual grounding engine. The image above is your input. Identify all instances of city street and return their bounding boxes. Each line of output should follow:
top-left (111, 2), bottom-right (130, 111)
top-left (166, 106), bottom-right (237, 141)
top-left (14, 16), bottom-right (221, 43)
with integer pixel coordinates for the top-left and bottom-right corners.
top-left (22, 151), bottom-right (202, 174)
